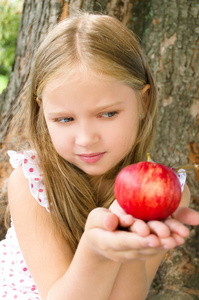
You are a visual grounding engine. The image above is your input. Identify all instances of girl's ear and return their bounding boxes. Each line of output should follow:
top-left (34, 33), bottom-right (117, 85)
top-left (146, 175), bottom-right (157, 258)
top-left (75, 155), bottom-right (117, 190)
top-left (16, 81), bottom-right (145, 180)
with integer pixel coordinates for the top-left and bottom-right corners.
top-left (36, 97), bottom-right (41, 107)
top-left (141, 84), bottom-right (150, 105)
top-left (140, 84), bottom-right (150, 117)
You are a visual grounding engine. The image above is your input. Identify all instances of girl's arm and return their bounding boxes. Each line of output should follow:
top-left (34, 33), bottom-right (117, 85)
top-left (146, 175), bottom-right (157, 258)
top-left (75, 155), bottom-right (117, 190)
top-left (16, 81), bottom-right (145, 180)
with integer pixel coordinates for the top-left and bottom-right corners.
top-left (8, 166), bottom-right (122, 300)
top-left (8, 166), bottom-right (162, 300)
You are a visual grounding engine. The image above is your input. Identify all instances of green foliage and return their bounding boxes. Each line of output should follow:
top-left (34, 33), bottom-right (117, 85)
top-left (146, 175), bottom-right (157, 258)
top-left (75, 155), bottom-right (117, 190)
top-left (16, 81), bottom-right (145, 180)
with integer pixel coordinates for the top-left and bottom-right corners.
top-left (0, 74), bottom-right (8, 93)
top-left (0, 0), bottom-right (23, 81)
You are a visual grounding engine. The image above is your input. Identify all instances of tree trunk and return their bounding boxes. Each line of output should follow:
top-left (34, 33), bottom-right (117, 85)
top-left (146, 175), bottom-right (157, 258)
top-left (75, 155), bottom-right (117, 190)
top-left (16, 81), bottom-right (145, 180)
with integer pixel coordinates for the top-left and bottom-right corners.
top-left (138, 1), bottom-right (199, 298)
top-left (0, 0), bottom-right (198, 299)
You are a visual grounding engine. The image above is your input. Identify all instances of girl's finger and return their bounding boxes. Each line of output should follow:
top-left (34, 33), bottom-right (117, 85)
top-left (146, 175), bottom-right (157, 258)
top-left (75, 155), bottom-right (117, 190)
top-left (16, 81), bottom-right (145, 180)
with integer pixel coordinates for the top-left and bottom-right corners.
top-left (86, 208), bottom-right (119, 231)
top-left (171, 233), bottom-right (185, 246)
top-left (96, 230), bottom-right (161, 251)
top-left (118, 214), bottom-right (134, 228)
top-left (109, 200), bottom-right (134, 228)
top-left (109, 199), bottom-right (125, 214)
top-left (159, 236), bottom-right (178, 249)
top-left (164, 218), bottom-right (190, 237)
top-left (172, 207), bottom-right (199, 226)
top-left (147, 220), bottom-right (171, 238)
top-left (129, 219), bottom-right (151, 237)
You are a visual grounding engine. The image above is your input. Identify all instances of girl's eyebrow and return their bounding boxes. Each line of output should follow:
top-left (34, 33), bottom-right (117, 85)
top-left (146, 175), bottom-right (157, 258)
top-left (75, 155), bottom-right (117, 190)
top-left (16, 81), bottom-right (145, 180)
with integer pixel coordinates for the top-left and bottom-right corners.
top-left (45, 111), bottom-right (73, 117)
top-left (95, 101), bottom-right (124, 110)
top-left (46, 102), bottom-right (124, 117)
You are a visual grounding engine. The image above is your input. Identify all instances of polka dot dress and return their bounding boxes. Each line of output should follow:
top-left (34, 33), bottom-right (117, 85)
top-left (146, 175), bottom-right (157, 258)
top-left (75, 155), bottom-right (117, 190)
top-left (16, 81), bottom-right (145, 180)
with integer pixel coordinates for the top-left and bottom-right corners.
top-left (0, 151), bottom-right (187, 299)
top-left (0, 151), bottom-right (49, 299)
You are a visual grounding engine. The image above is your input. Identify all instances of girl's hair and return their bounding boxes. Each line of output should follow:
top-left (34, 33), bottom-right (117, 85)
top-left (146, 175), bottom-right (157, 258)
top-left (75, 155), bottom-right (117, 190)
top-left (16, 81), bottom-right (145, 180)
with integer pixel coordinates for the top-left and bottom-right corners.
top-left (27, 12), bottom-right (157, 252)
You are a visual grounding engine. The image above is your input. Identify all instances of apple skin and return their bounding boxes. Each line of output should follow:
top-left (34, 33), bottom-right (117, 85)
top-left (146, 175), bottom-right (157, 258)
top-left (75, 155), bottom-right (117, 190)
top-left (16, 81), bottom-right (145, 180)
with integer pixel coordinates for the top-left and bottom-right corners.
top-left (114, 162), bottom-right (182, 221)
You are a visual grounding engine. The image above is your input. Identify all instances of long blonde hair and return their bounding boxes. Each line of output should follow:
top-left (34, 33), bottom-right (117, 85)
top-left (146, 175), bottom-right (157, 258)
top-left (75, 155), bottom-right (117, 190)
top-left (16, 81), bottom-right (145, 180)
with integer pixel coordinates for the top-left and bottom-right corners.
top-left (27, 13), bottom-right (157, 252)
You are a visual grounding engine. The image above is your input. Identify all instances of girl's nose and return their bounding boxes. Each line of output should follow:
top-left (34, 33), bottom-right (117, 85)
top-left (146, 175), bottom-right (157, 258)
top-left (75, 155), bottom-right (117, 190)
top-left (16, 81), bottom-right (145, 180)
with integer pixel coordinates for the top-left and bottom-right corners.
top-left (75, 125), bottom-right (100, 147)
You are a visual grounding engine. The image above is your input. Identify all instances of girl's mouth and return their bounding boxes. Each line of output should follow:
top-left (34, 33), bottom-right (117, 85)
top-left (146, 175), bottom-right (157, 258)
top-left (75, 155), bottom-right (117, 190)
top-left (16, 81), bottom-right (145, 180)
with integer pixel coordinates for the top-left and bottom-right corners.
top-left (77, 152), bottom-right (105, 163)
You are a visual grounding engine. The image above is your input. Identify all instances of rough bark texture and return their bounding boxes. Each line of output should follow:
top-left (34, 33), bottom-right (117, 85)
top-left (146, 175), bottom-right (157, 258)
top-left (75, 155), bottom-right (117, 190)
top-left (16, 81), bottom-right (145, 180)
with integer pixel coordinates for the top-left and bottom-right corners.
top-left (0, 0), bottom-right (199, 299)
top-left (139, 1), bottom-right (199, 298)
top-left (0, 0), bottom-right (62, 141)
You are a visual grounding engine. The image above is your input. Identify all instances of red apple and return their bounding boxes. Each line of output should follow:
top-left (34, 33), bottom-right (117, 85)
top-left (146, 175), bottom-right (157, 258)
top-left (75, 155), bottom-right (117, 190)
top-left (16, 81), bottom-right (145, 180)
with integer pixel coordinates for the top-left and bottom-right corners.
top-left (114, 162), bottom-right (182, 221)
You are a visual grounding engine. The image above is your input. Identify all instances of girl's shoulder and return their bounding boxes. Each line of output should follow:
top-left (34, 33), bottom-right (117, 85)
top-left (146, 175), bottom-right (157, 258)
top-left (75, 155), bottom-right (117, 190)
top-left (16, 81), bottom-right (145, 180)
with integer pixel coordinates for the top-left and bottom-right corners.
top-left (8, 150), bottom-right (49, 212)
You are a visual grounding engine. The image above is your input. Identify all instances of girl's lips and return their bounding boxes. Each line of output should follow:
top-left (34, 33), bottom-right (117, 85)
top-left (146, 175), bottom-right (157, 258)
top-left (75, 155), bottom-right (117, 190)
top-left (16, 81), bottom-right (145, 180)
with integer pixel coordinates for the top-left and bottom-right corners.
top-left (77, 152), bottom-right (105, 163)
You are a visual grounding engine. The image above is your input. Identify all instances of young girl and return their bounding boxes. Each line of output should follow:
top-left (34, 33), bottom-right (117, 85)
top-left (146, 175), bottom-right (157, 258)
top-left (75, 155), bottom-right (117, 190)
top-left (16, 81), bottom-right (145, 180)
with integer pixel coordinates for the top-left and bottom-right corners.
top-left (1, 13), bottom-right (199, 300)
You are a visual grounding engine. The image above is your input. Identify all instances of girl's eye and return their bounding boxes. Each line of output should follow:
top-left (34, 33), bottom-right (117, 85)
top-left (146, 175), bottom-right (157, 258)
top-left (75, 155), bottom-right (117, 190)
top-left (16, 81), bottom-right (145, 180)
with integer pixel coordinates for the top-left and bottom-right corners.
top-left (100, 111), bottom-right (118, 118)
top-left (57, 117), bottom-right (74, 123)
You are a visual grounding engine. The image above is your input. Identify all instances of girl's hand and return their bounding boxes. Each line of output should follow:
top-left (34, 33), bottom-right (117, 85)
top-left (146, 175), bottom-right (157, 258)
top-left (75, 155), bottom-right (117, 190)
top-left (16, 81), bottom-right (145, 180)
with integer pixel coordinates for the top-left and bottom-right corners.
top-left (171, 206), bottom-right (199, 225)
top-left (110, 200), bottom-right (199, 250)
top-left (146, 206), bottom-right (199, 249)
top-left (84, 207), bottom-right (163, 263)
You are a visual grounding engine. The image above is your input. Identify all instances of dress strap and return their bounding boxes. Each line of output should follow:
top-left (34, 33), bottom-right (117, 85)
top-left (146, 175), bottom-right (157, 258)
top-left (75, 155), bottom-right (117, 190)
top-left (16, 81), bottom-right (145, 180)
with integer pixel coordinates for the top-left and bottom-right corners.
top-left (176, 169), bottom-right (186, 192)
top-left (8, 150), bottom-right (50, 212)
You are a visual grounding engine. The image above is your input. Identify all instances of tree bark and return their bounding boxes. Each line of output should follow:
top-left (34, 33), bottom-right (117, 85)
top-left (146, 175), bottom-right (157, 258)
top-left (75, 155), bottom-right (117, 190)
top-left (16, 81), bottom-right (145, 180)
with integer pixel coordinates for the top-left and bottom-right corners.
top-left (0, 0), bottom-right (198, 299)
top-left (138, 1), bottom-right (199, 298)
top-left (128, 1), bottom-right (199, 297)
top-left (0, 0), bottom-right (62, 143)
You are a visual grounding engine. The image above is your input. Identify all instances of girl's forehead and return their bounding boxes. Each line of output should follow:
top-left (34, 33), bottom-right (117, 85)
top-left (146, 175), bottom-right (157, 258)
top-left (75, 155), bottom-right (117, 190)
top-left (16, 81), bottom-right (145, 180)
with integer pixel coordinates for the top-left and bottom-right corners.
top-left (41, 68), bottom-right (139, 111)
top-left (41, 66), bottom-right (122, 97)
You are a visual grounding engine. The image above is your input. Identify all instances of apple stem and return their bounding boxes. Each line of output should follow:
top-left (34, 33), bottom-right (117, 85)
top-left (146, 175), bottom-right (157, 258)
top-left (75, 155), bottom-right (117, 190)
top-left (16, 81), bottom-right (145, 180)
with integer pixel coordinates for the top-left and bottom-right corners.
top-left (147, 153), bottom-right (151, 162)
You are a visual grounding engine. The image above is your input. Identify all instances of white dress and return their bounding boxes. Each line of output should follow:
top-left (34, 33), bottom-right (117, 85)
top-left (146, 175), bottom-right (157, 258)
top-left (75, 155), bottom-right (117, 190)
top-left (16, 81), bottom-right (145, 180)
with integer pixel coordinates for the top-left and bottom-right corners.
top-left (0, 151), bottom-right (49, 299)
top-left (0, 151), bottom-right (187, 299)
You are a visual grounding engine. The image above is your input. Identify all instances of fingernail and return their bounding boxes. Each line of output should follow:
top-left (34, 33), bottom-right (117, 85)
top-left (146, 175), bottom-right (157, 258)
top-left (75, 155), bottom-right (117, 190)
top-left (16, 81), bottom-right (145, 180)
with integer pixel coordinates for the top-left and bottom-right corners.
top-left (163, 245), bottom-right (168, 249)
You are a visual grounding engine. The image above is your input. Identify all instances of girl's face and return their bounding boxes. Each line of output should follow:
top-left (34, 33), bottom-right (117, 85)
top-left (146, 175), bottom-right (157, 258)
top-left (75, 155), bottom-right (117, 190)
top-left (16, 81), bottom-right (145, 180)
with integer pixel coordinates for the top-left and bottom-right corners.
top-left (42, 69), bottom-right (141, 177)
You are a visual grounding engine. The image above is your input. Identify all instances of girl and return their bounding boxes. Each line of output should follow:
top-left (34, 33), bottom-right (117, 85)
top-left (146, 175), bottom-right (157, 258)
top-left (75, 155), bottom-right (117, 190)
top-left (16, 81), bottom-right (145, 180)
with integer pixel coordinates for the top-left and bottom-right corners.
top-left (1, 13), bottom-right (199, 300)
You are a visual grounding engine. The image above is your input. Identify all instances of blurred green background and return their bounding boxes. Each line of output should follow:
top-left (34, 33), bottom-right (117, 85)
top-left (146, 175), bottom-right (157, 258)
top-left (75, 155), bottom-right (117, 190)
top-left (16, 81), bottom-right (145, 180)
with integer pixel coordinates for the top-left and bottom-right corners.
top-left (0, 0), bottom-right (23, 93)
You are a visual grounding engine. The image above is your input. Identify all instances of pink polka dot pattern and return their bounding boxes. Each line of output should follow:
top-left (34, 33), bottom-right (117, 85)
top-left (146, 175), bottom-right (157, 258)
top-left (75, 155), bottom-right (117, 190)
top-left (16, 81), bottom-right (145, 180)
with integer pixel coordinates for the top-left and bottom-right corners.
top-left (0, 224), bottom-right (41, 298)
top-left (8, 151), bottom-right (49, 212)
top-left (0, 151), bottom-right (51, 299)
